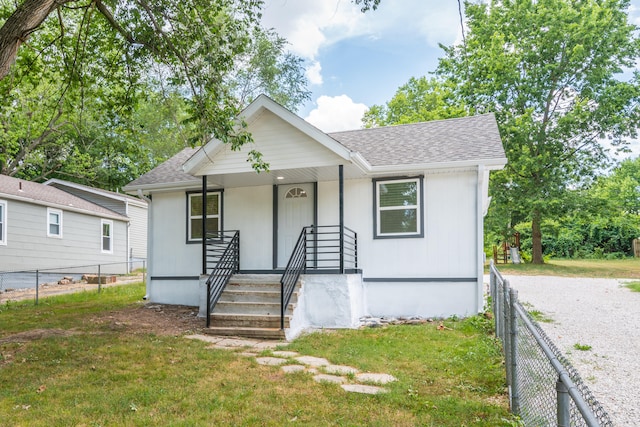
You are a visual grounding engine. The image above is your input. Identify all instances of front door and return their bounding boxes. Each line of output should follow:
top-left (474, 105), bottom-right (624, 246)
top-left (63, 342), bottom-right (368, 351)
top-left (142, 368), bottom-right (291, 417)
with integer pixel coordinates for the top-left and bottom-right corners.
top-left (277, 183), bottom-right (314, 268)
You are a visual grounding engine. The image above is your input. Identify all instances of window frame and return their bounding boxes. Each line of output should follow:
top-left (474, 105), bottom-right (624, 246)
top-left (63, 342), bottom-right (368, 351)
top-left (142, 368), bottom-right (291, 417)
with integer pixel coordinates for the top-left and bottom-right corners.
top-left (47, 208), bottom-right (63, 238)
top-left (186, 190), bottom-right (223, 243)
top-left (101, 219), bottom-right (113, 254)
top-left (0, 200), bottom-right (7, 245)
top-left (373, 176), bottom-right (424, 239)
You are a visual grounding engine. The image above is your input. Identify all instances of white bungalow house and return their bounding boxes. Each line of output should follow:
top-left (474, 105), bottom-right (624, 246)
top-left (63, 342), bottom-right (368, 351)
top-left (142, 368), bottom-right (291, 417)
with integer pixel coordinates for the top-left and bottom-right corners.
top-left (0, 175), bottom-right (130, 276)
top-left (124, 95), bottom-right (507, 340)
top-left (43, 178), bottom-right (148, 262)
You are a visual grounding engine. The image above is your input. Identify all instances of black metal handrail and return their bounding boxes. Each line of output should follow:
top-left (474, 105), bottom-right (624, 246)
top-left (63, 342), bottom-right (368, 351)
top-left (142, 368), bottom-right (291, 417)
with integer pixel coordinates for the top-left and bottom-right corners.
top-left (280, 227), bottom-right (307, 330)
top-left (305, 225), bottom-right (358, 271)
top-left (205, 230), bottom-right (240, 327)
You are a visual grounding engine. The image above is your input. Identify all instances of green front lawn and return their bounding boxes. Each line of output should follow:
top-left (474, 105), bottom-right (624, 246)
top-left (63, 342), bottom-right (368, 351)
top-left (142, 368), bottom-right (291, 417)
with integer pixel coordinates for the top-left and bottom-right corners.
top-left (0, 284), bottom-right (516, 426)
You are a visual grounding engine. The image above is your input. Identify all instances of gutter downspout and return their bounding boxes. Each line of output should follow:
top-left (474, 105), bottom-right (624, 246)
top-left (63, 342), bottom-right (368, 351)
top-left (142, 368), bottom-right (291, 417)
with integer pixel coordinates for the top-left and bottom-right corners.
top-left (137, 189), bottom-right (152, 300)
top-left (476, 165), bottom-right (486, 314)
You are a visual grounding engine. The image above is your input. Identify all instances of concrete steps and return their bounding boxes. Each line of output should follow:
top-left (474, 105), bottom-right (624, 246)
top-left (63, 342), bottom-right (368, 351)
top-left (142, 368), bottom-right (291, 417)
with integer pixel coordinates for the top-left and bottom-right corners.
top-left (207, 274), bottom-right (298, 340)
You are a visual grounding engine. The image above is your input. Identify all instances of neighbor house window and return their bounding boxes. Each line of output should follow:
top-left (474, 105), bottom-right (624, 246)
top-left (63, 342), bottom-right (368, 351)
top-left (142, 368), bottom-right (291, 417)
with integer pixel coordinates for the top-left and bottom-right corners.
top-left (374, 177), bottom-right (423, 238)
top-left (187, 191), bottom-right (221, 242)
top-left (47, 208), bottom-right (63, 238)
top-left (0, 200), bottom-right (6, 245)
top-left (101, 219), bottom-right (113, 253)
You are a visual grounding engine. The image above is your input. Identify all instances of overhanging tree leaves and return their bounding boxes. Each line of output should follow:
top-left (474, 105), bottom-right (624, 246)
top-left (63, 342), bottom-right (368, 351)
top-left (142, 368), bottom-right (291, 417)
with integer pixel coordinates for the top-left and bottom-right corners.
top-left (362, 76), bottom-right (467, 127)
top-left (437, 0), bottom-right (640, 263)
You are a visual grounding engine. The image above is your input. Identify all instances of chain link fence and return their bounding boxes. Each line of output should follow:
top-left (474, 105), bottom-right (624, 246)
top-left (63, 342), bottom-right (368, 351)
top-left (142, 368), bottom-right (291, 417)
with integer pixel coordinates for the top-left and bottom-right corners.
top-left (489, 261), bottom-right (612, 427)
top-left (0, 260), bottom-right (145, 304)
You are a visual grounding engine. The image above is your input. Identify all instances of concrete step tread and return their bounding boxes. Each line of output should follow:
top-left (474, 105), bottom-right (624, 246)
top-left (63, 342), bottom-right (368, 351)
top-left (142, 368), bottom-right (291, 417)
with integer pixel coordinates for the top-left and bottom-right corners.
top-left (210, 313), bottom-right (292, 320)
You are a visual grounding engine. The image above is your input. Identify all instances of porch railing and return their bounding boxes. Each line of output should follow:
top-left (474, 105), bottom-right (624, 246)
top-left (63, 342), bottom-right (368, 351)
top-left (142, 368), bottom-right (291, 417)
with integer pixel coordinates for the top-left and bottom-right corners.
top-left (280, 227), bottom-right (307, 330)
top-left (306, 225), bottom-right (358, 272)
top-left (279, 225), bottom-right (358, 330)
top-left (205, 230), bottom-right (240, 327)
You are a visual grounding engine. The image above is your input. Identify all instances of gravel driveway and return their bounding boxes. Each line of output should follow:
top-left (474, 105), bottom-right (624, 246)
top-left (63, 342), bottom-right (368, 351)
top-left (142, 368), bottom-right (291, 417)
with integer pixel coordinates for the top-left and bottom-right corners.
top-left (501, 275), bottom-right (640, 427)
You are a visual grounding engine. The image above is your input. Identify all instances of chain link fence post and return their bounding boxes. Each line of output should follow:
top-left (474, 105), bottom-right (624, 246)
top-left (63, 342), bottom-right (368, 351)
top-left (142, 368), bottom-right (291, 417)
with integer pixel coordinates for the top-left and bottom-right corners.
top-left (556, 377), bottom-right (570, 427)
top-left (509, 287), bottom-right (520, 415)
top-left (35, 270), bottom-right (39, 305)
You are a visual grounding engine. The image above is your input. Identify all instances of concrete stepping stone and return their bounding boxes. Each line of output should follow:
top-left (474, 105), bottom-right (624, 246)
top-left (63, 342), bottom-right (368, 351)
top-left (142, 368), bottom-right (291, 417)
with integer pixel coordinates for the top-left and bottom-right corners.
top-left (324, 365), bottom-right (359, 375)
top-left (255, 357), bottom-right (288, 366)
top-left (313, 374), bottom-right (346, 384)
top-left (272, 351), bottom-right (299, 358)
top-left (253, 341), bottom-right (286, 350)
top-left (281, 365), bottom-right (307, 374)
top-left (341, 384), bottom-right (388, 394)
top-left (216, 338), bottom-right (259, 348)
top-left (184, 334), bottom-right (224, 344)
top-left (355, 373), bottom-right (397, 385)
top-left (295, 356), bottom-right (330, 367)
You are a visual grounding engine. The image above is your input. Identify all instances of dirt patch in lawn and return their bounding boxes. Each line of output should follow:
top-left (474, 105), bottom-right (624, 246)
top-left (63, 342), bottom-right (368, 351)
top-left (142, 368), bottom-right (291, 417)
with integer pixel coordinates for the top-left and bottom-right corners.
top-left (89, 303), bottom-right (205, 336)
top-left (0, 328), bottom-right (81, 344)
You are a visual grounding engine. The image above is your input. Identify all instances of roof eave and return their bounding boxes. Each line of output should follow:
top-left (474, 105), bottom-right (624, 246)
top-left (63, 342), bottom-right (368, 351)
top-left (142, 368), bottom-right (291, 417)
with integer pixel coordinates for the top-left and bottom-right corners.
top-left (367, 158), bottom-right (508, 175)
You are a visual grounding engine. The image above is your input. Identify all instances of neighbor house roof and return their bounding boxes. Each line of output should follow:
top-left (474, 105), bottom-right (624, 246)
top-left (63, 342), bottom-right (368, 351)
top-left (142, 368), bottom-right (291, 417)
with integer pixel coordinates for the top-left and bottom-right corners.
top-left (44, 178), bottom-right (147, 208)
top-left (328, 114), bottom-right (504, 167)
top-left (0, 175), bottom-right (128, 220)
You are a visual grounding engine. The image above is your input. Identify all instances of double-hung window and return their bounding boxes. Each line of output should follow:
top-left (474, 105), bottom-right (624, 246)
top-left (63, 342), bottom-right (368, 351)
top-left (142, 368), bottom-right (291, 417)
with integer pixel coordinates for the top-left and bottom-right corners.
top-left (187, 191), bottom-right (221, 242)
top-left (101, 219), bottom-right (113, 253)
top-left (47, 208), bottom-right (63, 238)
top-left (374, 177), bottom-right (423, 238)
top-left (0, 200), bottom-right (6, 245)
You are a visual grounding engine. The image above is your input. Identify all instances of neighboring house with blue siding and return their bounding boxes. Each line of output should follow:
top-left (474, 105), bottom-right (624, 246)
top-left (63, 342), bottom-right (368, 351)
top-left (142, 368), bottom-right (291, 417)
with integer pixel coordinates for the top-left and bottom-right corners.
top-left (44, 179), bottom-right (148, 261)
top-left (0, 175), bottom-right (130, 274)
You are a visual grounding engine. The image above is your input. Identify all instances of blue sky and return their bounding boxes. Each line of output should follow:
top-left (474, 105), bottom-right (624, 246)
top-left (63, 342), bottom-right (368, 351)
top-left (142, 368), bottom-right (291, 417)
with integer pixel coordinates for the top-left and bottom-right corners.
top-left (261, 0), bottom-right (640, 159)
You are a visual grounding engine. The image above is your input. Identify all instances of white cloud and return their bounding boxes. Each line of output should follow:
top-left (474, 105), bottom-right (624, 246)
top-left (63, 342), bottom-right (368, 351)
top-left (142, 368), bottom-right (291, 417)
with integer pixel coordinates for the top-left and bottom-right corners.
top-left (306, 61), bottom-right (323, 85)
top-left (304, 95), bottom-right (368, 132)
top-left (262, 0), bottom-right (461, 58)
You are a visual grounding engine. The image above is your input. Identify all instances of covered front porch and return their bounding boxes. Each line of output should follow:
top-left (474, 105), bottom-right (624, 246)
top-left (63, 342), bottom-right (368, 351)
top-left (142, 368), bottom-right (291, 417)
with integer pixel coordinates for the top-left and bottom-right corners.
top-left (195, 162), bottom-right (362, 338)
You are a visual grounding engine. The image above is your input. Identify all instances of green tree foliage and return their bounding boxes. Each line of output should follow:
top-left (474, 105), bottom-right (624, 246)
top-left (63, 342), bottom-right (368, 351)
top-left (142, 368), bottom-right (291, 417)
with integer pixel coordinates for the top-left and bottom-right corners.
top-left (437, 0), bottom-right (640, 263)
top-left (0, 0), bottom-right (310, 188)
top-left (362, 76), bottom-right (467, 127)
top-left (228, 27), bottom-right (310, 111)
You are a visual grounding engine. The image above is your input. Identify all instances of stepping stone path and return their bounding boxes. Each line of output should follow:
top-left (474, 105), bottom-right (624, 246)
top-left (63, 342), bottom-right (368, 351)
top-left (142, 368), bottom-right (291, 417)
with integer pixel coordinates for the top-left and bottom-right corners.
top-left (184, 334), bottom-right (397, 394)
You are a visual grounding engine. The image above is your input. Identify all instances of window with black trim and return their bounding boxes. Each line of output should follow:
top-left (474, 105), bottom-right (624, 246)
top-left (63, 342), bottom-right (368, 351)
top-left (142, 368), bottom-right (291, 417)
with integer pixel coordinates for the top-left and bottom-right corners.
top-left (374, 177), bottom-right (423, 238)
top-left (188, 192), bottom-right (221, 242)
top-left (0, 200), bottom-right (6, 245)
top-left (47, 208), bottom-right (63, 238)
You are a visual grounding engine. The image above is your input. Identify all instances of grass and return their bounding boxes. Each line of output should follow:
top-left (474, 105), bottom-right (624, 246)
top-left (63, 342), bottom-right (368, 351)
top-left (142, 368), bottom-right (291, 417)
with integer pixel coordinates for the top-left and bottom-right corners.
top-left (624, 281), bottom-right (640, 292)
top-left (573, 343), bottom-right (592, 351)
top-left (486, 258), bottom-right (640, 278)
top-left (0, 285), bottom-right (517, 426)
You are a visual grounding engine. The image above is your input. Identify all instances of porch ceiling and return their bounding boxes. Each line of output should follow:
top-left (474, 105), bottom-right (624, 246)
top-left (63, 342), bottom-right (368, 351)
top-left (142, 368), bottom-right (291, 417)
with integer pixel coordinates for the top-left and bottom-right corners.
top-left (201, 163), bottom-right (367, 188)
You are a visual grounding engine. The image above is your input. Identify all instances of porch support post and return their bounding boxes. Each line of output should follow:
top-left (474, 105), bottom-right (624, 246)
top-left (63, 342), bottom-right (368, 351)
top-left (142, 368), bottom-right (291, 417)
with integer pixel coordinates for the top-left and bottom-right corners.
top-left (339, 165), bottom-right (344, 273)
top-left (202, 175), bottom-right (207, 276)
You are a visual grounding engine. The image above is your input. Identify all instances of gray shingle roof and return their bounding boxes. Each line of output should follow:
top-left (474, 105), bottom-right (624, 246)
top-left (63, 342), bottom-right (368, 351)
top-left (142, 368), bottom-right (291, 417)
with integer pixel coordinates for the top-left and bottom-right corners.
top-left (0, 175), bottom-right (127, 219)
top-left (328, 113), bottom-right (505, 166)
top-left (124, 147), bottom-right (199, 189)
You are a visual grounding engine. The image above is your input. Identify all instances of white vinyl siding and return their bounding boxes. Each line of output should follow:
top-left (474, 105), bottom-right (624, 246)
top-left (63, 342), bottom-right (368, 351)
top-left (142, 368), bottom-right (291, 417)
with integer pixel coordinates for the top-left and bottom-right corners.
top-left (188, 192), bottom-right (221, 242)
top-left (47, 208), bottom-right (63, 238)
top-left (0, 200), bottom-right (6, 245)
top-left (101, 219), bottom-right (113, 253)
top-left (374, 177), bottom-right (422, 238)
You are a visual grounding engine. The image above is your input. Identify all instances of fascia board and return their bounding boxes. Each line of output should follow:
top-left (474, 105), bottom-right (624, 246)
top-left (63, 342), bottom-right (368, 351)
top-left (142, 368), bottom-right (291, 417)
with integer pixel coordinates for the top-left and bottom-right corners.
top-left (367, 158), bottom-right (507, 175)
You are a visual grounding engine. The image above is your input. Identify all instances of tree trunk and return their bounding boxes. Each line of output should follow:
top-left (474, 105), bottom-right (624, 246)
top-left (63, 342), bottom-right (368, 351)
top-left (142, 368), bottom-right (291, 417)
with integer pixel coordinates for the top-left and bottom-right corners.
top-left (531, 209), bottom-right (544, 264)
top-left (0, 0), bottom-right (70, 80)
